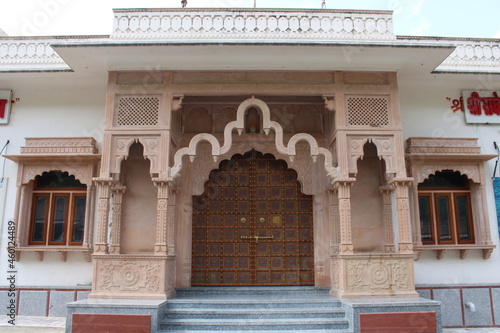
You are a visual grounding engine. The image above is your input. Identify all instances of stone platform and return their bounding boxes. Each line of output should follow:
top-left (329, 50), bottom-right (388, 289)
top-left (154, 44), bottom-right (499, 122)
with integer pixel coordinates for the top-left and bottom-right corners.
top-left (66, 286), bottom-right (442, 332)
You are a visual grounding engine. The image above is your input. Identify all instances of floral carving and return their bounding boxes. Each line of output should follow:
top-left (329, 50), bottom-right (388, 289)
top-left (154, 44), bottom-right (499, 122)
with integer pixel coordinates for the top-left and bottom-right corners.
top-left (119, 265), bottom-right (141, 288)
top-left (94, 259), bottom-right (164, 296)
top-left (343, 256), bottom-right (414, 293)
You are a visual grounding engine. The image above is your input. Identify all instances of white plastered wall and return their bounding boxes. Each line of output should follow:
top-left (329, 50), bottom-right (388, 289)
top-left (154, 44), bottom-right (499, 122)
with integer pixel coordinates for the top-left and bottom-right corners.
top-left (0, 74), bottom-right (105, 287)
top-left (399, 75), bottom-right (500, 285)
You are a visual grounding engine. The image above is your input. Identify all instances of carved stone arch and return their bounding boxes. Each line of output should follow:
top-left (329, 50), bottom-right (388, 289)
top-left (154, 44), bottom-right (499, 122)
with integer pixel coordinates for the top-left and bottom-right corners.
top-left (189, 140), bottom-right (321, 196)
top-left (136, 137), bottom-right (160, 174)
top-left (416, 165), bottom-right (481, 184)
top-left (347, 137), bottom-right (370, 175)
top-left (111, 137), bottom-right (136, 174)
top-left (235, 96), bottom-right (272, 135)
top-left (370, 136), bottom-right (396, 175)
top-left (170, 97), bottom-right (337, 183)
top-left (22, 165), bottom-right (92, 186)
top-left (111, 137), bottom-right (160, 175)
top-left (347, 136), bottom-right (396, 177)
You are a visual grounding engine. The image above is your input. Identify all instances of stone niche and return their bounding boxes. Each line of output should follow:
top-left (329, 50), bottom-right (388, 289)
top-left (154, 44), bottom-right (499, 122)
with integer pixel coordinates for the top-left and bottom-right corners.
top-left (119, 142), bottom-right (156, 254)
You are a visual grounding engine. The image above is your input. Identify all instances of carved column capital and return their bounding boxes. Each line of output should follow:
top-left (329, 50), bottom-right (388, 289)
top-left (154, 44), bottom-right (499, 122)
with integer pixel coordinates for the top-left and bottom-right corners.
top-left (388, 177), bottom-right (414, 188)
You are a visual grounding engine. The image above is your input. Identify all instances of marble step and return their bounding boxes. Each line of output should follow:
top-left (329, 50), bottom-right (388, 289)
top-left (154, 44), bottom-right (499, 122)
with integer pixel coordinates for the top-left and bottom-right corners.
top-left (162, 330), bottom-right (352, 333)
top-left (175, 286), bottom-right (332, 297)
top-left (165, 298), bottom-right (342, 309)
top-left (160, 318), bottom-right (350, 331)
top-left (164, 307), bottom-right (347, 320)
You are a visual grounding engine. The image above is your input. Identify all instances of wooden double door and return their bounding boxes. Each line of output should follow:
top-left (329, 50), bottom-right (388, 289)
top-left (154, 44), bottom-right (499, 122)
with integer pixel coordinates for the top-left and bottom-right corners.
top-left (191, 150), bottom-right (314, 286)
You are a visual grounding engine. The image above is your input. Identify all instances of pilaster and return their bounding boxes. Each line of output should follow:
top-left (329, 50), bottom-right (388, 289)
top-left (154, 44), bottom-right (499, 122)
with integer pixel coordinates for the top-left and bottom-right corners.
top-left (93, 178), bottom-right (114, 254)
top-left (379, 185), bottom-right (396, 253)
top-left (334, 178), bottom-right (355, 254)
top-left (153, 178), bottom-right (170, 255)
top-left (389, 177), bottom-right (414, 254)
top-left (108, 185), bottom-right (126, 254)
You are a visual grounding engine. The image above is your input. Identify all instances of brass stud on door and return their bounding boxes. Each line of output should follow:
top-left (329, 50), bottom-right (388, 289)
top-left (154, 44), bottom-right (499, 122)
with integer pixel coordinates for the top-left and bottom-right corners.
top-left (240, 217), bottom-right (247, 223)
top-left (259, 217), bottom-right (265, 223)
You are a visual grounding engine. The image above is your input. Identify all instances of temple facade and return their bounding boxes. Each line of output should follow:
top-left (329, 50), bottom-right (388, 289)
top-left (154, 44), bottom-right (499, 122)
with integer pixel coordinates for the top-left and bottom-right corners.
top-left (1, 7), bottom-right (500, 332)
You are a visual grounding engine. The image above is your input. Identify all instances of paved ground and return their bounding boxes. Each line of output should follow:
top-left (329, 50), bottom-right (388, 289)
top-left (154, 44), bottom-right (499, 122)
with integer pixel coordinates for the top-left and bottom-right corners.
top-left (1, 316), bottom-right (500, 332)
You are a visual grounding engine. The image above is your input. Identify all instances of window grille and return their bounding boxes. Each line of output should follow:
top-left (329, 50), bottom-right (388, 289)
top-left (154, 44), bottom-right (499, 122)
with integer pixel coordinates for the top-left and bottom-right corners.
top-left (116, 96), bottom-right (159, 126)
top-left (346, 96), bottom-right (389, 126)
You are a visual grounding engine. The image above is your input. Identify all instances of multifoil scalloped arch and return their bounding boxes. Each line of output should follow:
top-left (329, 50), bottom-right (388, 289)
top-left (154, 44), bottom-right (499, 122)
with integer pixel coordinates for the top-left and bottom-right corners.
top-left (169, 96), bottom-right (338, 182)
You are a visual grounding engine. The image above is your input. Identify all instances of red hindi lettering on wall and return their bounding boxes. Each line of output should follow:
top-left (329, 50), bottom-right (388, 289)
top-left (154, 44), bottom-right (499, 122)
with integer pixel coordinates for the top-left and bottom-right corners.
top-left (462, 90), bottom-right (500, 124)
top-left (0, 99), bottom-right (8, 119)
top-left (467, 92), bottom-right (482, 115)
top-left (466, 91), bottom-right (500, 116)
top-left (482, 92), bottom-right (500, 115)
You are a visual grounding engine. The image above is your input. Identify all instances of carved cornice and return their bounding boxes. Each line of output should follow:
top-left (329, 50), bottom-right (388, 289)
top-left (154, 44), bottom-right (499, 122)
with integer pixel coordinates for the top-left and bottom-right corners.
top-left (406, 137), bottom-right (481, 155)
top-left (20, 137), bottom-right (98, 154)
top-left (112, 9), bottom-right (395, 42)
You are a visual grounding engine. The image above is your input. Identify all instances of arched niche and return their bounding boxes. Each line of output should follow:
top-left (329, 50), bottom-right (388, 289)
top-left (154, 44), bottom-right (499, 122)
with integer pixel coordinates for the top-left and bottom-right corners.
top-left (119, 142), bottom-right (157, 254)
top-left (350, 142), bottom-right (387, 253)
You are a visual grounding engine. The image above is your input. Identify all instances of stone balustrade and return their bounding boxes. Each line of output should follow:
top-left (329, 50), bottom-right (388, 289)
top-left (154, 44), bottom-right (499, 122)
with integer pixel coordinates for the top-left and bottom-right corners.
top-left (1, 9), bottom-right (499, 73)
top-left (111, 8), bottom-right (396, 41)
top-left (0, 39), bottom-right (69, 71)
top-left (439, 39), bottom-right (500, 72)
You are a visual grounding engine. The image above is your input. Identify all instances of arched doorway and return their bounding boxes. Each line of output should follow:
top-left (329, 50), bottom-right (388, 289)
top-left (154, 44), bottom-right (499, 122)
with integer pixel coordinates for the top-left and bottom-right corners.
top-left (191, 150), bottom-right (314, 286)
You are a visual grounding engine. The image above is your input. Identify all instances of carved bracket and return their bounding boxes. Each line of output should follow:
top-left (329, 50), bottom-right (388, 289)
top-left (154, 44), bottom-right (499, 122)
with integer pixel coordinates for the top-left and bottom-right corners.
top-left (172, 95), bottom-right (184, 111)
top-left (323, 95), bottom-right (335, 112)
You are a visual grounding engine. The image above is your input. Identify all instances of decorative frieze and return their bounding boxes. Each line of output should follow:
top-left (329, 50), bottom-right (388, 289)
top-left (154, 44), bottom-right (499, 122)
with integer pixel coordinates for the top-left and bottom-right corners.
top-left (406, 137), bottom-right (481, 155)
top-left (112, 9), bottom-right (395, 42)
top-left (21, 137), bottom-right (98, 154)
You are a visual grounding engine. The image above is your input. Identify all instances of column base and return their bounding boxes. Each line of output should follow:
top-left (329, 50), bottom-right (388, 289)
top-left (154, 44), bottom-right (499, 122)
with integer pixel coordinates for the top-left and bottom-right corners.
top-left (89, 254), bottom-right (176, 300)
top-left (330, 253), bottom-right (418, 299)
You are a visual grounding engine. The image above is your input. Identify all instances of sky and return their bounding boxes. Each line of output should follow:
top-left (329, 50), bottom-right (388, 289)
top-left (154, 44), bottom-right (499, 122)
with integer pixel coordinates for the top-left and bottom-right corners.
top-left (0, 0), bottom-right (499, 38)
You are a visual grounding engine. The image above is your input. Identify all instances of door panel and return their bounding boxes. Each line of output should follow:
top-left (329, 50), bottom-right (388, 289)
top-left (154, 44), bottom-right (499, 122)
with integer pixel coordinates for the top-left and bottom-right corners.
top-left (192, 150), bottom-right (314, 286)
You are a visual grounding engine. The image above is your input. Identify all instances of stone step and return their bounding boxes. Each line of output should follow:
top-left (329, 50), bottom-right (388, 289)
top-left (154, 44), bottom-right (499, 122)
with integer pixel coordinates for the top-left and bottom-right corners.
top-left (175, 286), bottom-right (332, 297)
top-left (166, 298), bottom-right (342, 309)
top-left (160, 318), bottom-right (350, 331)
top-left (162, 330), bottom-right (352, 333)
top-left (164, 307), bottom-right (347, 320)
top-left (160, 287), bottom-right (351, 332)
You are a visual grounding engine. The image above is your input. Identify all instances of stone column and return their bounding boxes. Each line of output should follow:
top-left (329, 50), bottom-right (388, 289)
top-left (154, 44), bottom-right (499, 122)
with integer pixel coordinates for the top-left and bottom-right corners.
top-left (379, 185), bottom-right (396, 253)
top-left (334, 178), bottom-right (355, 254)
top-left (166, 190), bottom-right (177, 256)
top-left (153, 178), bottom-right (170, 255)
top-left (16, 184), bottom-right (29, 247)
top-left (389, 178), bottom-right (413, 254)
top-left (328, 187), bottom-right (340, 255)
top-left (93, 177), bottom-right (113, 254)
top-left (108, 185), bottom-right (126, 254)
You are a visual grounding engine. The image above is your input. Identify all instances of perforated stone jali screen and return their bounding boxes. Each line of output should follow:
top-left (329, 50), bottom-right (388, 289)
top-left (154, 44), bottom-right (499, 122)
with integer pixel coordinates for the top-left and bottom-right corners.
top-left (347, 96), bottom-right (389, 126)
top-left (116, 96), bottom-right (160, 126)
